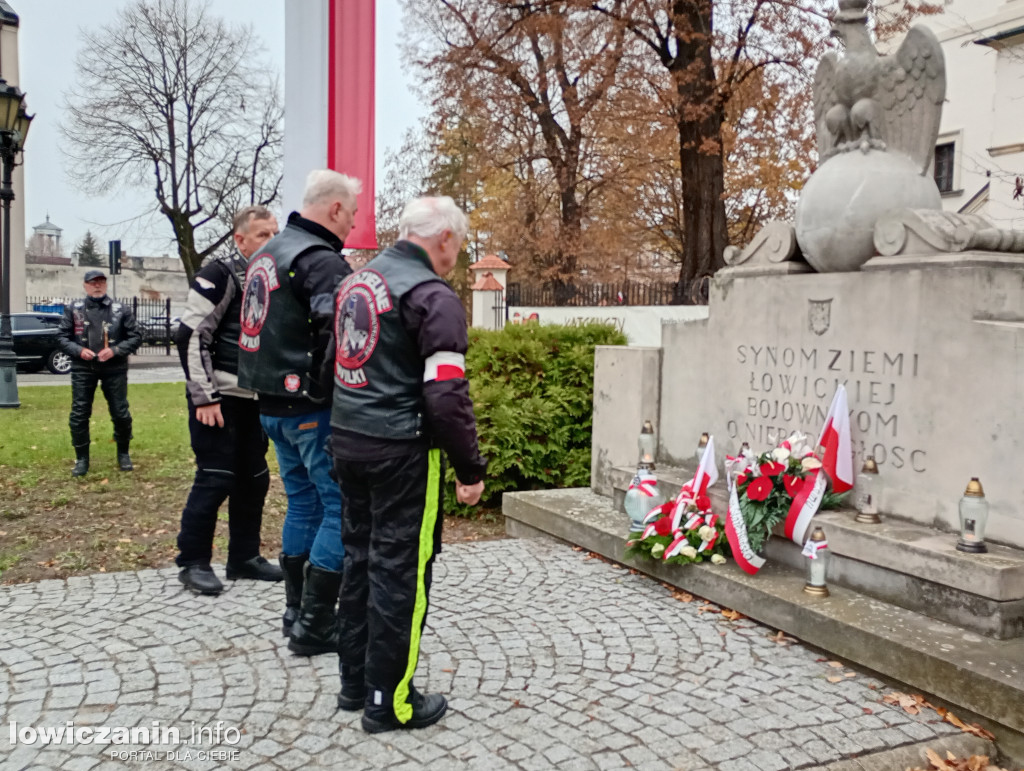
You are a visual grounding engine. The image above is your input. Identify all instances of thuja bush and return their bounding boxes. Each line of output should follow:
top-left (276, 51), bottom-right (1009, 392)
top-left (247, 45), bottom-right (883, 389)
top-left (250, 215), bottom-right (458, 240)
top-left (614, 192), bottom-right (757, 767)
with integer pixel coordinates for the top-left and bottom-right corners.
top-left (445, 322), bottom-right (628, 515)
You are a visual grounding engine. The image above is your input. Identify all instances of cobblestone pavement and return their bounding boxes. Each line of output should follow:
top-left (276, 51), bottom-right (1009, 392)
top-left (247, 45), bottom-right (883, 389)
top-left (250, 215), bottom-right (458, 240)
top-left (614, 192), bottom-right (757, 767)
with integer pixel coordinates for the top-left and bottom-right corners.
top-left (0, 538), bottom-right (956, 770)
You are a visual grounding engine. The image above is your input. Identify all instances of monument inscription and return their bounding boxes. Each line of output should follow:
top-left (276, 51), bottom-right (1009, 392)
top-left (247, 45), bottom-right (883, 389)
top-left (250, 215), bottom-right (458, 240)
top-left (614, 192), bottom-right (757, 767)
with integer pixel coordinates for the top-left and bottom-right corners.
top-left (726, 343), bottom-right (927, 474)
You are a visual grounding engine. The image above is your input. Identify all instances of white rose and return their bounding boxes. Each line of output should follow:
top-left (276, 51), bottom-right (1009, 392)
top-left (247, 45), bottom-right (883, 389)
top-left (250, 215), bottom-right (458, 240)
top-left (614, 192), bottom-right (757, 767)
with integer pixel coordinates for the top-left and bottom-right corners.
top-left (651, 543), bottom-right (666, 558)
top-left (771, 447), bottom-right (791, 462)
top-left (802, 456), bottom-right (823, 471)
top-left (711, 554), bottom-right (727, 565)
top-left (680, 545), bottom-right (698, 559)
top-left (698, 525), bottom-right (714, 541)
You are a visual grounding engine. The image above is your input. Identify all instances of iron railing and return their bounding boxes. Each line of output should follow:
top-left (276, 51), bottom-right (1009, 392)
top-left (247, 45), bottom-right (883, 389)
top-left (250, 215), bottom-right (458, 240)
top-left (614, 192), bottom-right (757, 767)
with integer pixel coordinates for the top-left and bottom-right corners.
top-left (27, 296), bottom-right (177, 355)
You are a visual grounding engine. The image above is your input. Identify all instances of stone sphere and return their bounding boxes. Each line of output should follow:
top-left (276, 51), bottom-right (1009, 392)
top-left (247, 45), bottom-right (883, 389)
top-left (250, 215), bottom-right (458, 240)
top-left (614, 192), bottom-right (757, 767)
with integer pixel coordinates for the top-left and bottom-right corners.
top-left (795, 150), bottom-right (941, 273)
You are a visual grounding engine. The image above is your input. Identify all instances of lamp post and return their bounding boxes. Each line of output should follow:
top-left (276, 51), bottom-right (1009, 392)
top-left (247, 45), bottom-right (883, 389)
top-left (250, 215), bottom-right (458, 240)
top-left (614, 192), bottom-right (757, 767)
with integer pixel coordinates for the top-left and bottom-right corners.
top-left (0, 78), bottom-right (32, 409)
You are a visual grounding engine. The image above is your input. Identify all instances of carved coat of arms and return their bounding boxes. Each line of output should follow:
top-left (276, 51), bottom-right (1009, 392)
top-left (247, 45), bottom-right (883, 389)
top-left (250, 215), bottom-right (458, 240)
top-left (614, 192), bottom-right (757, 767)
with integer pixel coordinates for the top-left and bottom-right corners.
top-left (808, 299), bottom-right (832, 336)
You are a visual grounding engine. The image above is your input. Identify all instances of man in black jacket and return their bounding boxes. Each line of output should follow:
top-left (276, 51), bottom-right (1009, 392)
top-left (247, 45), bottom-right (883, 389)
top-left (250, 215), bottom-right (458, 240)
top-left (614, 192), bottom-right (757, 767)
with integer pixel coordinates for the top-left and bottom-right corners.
top-left (174, 205), bottom-right (283, 596)
top-left (237, 170), bottom-right (359, 655)
top-left (57, 271), bottom-right (143, 477)
top-left (329, 196), bottom-right (487, 733)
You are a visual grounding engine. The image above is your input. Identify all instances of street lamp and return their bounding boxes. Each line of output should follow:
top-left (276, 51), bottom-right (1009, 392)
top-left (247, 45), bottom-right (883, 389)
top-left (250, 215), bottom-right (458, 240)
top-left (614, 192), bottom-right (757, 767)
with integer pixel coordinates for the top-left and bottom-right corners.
top-left (0, 78), bottom-right (32, 409)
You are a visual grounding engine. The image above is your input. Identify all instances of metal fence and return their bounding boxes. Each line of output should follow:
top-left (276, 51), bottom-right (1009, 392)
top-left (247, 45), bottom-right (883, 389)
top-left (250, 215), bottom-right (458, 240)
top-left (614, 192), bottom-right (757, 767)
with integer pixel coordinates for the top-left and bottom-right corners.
top-left (27, 296), bottom-right (177, 355)
top-left (506, 279), bottom-right (707, 307)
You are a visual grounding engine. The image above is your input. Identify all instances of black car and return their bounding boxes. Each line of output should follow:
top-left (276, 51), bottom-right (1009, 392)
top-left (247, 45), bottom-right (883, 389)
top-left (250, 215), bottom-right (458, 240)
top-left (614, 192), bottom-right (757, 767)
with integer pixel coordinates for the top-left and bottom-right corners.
top-left (11, 312), bottom-right (72, 374)
top-left (140, 314), bottom-right (181, 345)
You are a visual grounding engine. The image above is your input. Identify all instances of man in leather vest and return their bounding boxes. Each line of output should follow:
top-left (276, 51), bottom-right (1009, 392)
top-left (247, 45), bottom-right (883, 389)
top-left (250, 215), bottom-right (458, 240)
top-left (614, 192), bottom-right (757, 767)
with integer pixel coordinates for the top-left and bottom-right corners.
top-left (173, 206), bottom-right (283, 596)
top-left (57, 271), bottom-right (143, 477)
top-left (237, 170), bottom-right (359, 655)
top-left (329, 196), bottom-right (487, 733)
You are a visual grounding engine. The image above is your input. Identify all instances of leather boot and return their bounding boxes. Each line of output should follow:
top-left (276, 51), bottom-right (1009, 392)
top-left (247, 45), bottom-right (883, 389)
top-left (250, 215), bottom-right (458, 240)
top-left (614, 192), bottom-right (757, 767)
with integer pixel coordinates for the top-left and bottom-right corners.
top-left (337, 663), bottom-right (366, 711)
top-left (279, 553), bottom-right (307, 637)
top-left (117, 442), bottom-right (133, 472)
top-left (71, 454), bottom-right (89, 478)
top-left (361, 683), bottom-right (447, 734)
top-left (287, 563), bottom-right (341, 656)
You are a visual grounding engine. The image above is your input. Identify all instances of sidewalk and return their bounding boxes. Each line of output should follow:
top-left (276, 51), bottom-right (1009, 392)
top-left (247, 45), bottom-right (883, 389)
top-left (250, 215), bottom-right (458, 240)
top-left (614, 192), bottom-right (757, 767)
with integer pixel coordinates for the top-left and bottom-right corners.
top-left (0, 537), bottom-right (965, 770)
top-left (18, 353), bottom-right (183, 387)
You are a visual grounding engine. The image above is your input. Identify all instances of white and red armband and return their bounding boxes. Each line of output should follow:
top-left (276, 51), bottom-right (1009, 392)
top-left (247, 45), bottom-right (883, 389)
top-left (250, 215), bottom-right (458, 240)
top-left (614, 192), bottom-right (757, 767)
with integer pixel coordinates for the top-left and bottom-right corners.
top-left (423, 351), bottom-right (466, 382)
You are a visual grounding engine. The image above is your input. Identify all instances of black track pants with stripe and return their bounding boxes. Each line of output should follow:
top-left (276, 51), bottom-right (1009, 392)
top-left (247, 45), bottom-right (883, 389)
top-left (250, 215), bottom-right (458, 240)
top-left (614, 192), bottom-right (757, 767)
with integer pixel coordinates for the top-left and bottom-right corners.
top-left (335, 447), bottom-right (444, 720)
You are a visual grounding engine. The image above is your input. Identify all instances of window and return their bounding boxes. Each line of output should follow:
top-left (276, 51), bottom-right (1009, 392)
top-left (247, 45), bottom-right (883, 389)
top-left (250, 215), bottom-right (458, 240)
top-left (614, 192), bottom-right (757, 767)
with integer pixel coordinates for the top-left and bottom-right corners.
top-left (934, 142), bottom-right (956, 193)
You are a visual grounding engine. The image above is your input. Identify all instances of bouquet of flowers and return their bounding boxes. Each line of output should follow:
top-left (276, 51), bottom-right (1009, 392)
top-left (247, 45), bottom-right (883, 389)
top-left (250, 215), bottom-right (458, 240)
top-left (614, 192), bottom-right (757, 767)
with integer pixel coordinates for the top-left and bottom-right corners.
top-left (727, 432), bottom-right (847, 556)
top-left (625, 437), bottom-right (729, 566)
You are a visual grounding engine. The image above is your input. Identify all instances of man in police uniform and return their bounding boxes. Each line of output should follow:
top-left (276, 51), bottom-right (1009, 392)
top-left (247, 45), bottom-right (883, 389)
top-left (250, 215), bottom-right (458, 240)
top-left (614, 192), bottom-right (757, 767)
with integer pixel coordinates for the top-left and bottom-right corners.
top-left (174, 205), bottom-right (283, 596)
top-left (237, 170), bottom-right (359, 654)
top-left (57, 270), bottom-right (143, 477)
top-left (329, 196), bottom-right (487, 733)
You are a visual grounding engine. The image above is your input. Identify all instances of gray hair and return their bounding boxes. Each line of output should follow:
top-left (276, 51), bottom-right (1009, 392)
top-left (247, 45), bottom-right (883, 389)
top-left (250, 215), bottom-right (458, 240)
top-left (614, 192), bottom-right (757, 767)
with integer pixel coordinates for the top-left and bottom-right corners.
top-left (233, 205), bottom-right (274, 234)
top-left (302, 170), bottom-right (362, 208)
top-left (398, 196), bottom-right (468, 241)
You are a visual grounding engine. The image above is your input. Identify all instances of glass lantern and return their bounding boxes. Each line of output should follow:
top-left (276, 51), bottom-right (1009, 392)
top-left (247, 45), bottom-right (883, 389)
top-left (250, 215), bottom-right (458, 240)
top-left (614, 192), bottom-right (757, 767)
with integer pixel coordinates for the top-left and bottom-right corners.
top-left (802, 526), bottom-right (830, 597)
top-left (695, 432), bottom-right (709, 465)
top-left (638, 420), bottom-right (656, 467)
top-left (956, 477), bottom-right (989, 554)
top-left (854, 456), bottom-right (881, 525)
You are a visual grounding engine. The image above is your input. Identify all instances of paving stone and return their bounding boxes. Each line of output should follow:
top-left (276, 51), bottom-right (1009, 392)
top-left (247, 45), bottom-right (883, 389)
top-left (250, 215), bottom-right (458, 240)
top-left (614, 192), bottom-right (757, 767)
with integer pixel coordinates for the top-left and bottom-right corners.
top-left (0, 539), bottom-right (951, 770)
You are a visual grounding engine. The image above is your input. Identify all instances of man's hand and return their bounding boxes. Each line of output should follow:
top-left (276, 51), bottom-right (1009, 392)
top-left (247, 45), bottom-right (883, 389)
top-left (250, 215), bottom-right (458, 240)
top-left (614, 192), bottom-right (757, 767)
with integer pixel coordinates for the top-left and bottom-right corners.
top-left (456, 480), bottom-right (485, 506)
top-left (80, 348), bottom-right (96, 361)
top-left (97, 347), bottom-right (115, 362)
top-left (196, 403), bottom-right (225, 428)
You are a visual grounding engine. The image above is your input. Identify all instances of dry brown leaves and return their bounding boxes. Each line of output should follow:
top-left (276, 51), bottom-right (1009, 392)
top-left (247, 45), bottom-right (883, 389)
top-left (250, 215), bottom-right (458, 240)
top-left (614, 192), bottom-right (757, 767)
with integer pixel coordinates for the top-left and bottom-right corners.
top-left (882, 692), bottom-right (996, 740)
top-left (908, 748), bottom-right (1009, 771)
top-left (769, 630), bottom-right (797, 645)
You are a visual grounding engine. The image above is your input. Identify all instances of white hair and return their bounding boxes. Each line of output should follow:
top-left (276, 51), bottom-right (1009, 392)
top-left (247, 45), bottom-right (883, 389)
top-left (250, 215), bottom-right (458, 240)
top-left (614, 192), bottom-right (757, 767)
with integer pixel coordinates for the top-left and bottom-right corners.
top-left (398, 196), bottom-right (468, 241)
top-left (302, 170), bottom-right (362, 208)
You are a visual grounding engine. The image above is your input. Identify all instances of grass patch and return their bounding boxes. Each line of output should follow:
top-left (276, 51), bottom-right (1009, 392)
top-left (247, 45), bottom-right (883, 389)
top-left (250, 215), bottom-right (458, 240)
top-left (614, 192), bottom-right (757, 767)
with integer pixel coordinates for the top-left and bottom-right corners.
top-left (0, 383), bottom-right (505, 584)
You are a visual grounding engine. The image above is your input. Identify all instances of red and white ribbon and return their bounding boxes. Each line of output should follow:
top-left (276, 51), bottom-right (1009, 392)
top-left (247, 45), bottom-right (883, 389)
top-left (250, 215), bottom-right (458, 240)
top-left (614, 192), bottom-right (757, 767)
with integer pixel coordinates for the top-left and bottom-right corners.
top-left (724, 477), bottom-right (766, 575)
top-left (784, 470), bottom-right (828, 546)
top-left (664, 531), bottom-right (690, 559)
top-left (801, 537), bottom-right (829, 559)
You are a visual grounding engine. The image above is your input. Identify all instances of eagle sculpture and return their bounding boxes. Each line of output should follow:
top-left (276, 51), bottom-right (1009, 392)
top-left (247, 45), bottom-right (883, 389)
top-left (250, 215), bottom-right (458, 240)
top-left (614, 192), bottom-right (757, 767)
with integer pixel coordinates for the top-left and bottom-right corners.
top-left (814, 0), bottom-right (946, 175)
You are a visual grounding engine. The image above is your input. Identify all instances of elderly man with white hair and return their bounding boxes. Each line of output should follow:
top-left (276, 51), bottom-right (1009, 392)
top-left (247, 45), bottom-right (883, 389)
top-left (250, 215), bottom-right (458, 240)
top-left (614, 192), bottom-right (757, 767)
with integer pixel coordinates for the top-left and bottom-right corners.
top-left (327, 195), bottom-right (487, 733)
top-left (237, 170), bottom-right (360, 656)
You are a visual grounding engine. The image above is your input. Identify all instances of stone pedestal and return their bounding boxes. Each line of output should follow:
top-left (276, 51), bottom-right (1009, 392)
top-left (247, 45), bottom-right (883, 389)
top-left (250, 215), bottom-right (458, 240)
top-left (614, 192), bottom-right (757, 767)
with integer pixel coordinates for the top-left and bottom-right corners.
top-left (599, 253), bottom-right (1024, 549)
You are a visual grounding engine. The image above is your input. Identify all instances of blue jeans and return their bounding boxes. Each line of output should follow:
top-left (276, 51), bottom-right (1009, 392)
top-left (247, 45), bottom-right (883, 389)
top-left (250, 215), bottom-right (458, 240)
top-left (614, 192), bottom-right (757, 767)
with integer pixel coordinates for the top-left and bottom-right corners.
top-left (260, 409), bottom-right (344, 570)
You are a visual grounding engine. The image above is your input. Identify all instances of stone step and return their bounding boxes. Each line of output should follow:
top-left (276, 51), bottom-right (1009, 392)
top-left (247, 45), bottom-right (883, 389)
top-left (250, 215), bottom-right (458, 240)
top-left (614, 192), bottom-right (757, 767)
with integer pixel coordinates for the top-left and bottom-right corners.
top-left (610, 465), bottom-right (1024, 639)
top-left (502, 486), bottom-right (1024, 737)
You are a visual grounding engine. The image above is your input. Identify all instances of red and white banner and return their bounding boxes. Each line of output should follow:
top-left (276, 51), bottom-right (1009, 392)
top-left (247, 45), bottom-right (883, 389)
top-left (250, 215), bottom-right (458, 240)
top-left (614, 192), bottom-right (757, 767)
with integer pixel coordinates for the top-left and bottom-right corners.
top-left (818, 384), bottom-right (854, 494)
top-left (783, 469), bottom-right (827, 546)
top-left (284, 1), bottom-right (378, 249)
top-left (725, 481), bottom-right (766, 575)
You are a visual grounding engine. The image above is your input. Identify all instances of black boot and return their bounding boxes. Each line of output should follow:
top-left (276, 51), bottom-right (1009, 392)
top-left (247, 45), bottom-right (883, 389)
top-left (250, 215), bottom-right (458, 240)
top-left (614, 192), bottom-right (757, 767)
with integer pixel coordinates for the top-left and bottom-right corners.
top-left (337, 663), bottom-right (366, 711)
top-left (178, 565), bottom-right (224, 596)
top-left (287, 564), bottom-right (341, 656)
top-left (117, 442), bottom-right (133, 472)
top-left (226, 556), bottom-right (283, 581)
top-left (71, 455), bottom-right (89, 478)
top-left (361, 683), bottom-right (447, 734)
top-left (279, 553), bottom-right (307, 637)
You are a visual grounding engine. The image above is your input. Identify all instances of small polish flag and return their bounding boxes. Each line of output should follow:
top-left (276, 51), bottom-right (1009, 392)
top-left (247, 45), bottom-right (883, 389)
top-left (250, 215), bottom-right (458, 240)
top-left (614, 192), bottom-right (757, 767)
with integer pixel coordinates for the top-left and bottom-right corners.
top-left (818, 385), bottom-right (854, 494)
top-left (692, 435), bottom-right (719, 498)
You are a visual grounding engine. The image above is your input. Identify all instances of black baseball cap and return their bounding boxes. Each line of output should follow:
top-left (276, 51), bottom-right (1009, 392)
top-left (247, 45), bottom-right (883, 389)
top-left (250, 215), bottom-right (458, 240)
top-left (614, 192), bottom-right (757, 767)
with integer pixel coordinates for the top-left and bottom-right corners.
top-left (83, 270), bottom-right (107, 282)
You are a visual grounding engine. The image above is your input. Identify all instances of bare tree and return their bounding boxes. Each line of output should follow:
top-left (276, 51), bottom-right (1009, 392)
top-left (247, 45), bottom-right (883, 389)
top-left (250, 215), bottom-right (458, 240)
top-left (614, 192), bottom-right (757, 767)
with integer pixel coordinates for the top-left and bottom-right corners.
top-left (62, 0), bottom-right (282, 282)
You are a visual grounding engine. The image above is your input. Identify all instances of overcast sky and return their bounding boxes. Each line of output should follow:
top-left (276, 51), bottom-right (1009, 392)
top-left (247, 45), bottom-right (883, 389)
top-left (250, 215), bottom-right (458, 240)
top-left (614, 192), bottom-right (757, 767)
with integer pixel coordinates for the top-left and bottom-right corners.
top-left (17, 0), bottom-right (426, 255)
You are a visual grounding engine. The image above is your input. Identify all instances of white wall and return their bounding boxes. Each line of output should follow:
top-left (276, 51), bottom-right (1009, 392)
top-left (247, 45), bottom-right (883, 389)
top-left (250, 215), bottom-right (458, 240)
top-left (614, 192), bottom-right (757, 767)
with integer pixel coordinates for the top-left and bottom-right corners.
top-left (508, 305), bottom-right (709, 347)
top-left (910, 0), bottom-right (1024, 227)
top-left (26, 264), bottom-right (190, 306)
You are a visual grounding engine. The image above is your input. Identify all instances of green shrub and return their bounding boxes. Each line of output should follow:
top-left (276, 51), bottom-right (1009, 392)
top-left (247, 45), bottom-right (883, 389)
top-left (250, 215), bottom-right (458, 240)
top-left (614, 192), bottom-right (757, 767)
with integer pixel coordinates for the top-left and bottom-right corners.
top-left (445, 322), bottom-right (627, 515)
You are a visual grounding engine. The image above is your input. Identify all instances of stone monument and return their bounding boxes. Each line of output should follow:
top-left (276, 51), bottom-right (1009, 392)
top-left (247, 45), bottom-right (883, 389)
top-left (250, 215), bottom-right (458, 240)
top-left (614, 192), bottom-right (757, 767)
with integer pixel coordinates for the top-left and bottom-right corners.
top-left (592, 0), bottom-right (1024, 552)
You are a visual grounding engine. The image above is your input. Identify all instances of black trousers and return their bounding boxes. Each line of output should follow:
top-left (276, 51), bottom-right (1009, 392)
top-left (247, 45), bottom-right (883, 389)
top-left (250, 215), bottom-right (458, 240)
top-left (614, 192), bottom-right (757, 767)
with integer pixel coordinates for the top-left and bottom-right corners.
top-left (176, 394), bottom-right (270, 567)
top-left (69, 368), bottom-right (132, 450)
top-left (335, 447), bottom-right (444, 717)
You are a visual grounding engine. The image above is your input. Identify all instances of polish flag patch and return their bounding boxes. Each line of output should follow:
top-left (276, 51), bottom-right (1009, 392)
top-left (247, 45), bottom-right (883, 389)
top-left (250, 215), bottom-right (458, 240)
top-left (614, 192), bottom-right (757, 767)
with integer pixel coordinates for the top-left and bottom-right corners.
top-left (424, 351), bottom-right (466, 382)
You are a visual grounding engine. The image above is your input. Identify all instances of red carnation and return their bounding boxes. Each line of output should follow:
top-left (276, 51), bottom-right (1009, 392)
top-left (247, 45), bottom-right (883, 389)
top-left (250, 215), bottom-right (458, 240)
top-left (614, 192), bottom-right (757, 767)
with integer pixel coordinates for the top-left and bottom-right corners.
top-left (696, 494), bottom-right (711, 512)
top-left (746, 477), bottom-right (773, 502)
top-left (783, 474), bottom-right (804, 497)
top-left (654, 517), bottom-right (674, 536)
top-left (760, 461), bottom-right (786, 477)
top-left (737, 473), bottom-right (748, 487)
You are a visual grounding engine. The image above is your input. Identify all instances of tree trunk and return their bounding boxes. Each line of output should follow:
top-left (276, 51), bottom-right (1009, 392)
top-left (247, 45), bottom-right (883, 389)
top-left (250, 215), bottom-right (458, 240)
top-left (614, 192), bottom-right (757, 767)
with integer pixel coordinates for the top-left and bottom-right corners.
top-left (672, 0), bottom-right (728, 304)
